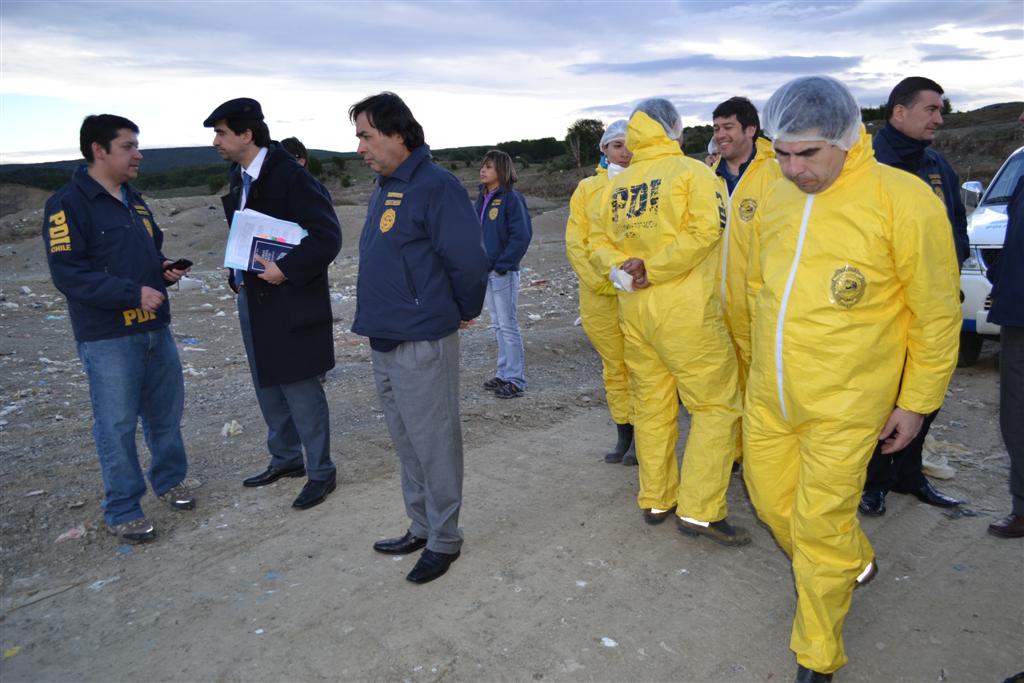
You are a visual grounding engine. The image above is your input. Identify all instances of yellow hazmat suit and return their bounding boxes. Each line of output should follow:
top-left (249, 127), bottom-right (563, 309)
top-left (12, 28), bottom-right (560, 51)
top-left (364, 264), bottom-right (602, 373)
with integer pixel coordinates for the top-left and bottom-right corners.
top-left (565, 165), bottom-right (631, 425)
top-left (713, 137), bottom-right (783, 383)
top-left (591, 111), bottom-right (741, 521)
top-left (741, 131), bottom-right (960, 673)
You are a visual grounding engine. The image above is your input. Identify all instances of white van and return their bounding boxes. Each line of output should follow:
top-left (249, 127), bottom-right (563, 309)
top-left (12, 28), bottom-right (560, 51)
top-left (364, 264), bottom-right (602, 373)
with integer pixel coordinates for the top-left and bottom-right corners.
top-left (958, 145), bottom-right (1024, 366)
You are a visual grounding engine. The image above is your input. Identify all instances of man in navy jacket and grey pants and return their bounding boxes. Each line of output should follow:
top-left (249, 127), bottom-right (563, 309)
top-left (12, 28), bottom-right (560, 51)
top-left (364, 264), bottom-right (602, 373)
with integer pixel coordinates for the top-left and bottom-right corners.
top-left (350, 92), bottom-right (488, 584)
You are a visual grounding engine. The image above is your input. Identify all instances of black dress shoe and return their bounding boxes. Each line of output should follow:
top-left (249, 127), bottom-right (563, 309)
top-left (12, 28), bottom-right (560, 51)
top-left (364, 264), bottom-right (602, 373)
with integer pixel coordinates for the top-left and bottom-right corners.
top-left (859, 489), bottom-right (886, 516)
top-left (373, 530), bottom-right (427, 555)
top-left (243, 463), bottom-right (306, 487)
top-left (895, 481), bottom-right (963, 508)
top-left (988, 513), bottom-right (1024, 538)
top-left (291, 476), bottom-right (336, 509)
top-left (642, 505), bottom-right (676, 525)
top-left (406, 548), bottom-right (460, 584)
top-left (795, 665), bottom-right (833, 682)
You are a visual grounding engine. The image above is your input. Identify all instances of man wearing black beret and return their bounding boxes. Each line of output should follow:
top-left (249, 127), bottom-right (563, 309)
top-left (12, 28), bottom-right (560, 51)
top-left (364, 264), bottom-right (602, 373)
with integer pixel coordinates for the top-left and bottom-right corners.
top-left (204, 98), bottom-right (342, 509)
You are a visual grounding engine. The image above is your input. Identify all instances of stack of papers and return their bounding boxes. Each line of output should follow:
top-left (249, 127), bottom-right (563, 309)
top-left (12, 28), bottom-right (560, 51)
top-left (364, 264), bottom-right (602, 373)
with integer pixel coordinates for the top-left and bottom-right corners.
top-left (223, 209), bottom-right (308, 271)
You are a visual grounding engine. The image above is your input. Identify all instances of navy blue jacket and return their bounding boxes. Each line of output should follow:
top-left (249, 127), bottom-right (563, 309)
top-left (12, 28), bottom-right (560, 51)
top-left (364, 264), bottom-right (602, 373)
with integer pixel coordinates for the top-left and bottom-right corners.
top-left (221, 144), bottom-right (341, 386)
top-left (43, 166), bottom-right (169, 342)
top-left (988, 175), bottom-right (1024, 327)
top-left (474, 186), bottom-right (533, 273)
top-left (873, 125), bottom-right (969, 265)
top-left (353, 145), bottom-right (488, 341)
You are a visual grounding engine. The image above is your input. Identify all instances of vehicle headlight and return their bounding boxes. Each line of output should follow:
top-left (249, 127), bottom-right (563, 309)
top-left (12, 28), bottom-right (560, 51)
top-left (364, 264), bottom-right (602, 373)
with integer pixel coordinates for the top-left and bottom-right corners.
top-left (961, 248), bottom-right (983, 272)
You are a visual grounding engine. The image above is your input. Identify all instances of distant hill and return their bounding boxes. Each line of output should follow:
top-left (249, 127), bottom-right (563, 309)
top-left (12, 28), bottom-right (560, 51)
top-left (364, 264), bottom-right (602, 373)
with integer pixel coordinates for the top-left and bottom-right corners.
top-left (0, 146), bottom-right (357, 175)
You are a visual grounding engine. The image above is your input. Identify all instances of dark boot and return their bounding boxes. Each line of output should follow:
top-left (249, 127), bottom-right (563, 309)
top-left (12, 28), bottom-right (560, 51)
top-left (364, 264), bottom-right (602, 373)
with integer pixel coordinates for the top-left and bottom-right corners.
top-left (795, 665), bottom-right (833, 682)
top-left (621, 441), bottom-right (638, 466)
top-left (604, 423), bottom-right (634, 463)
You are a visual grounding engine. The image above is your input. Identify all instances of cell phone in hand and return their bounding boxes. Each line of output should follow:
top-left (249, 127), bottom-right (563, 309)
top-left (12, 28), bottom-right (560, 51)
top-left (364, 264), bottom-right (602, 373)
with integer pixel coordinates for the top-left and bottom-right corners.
top-left (163, 258), bottom-right (193, 271)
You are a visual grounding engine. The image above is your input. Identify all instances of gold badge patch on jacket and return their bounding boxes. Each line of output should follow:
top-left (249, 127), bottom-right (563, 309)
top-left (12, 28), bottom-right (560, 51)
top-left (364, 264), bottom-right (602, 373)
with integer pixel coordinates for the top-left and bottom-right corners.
top-left (738, 198), bottom-right (758, 222)
top-left (488, 207), bottom-right (498, 220)
top-left (379, 208), bottom-right (396, 233)
top-left (829, 265), bottom-right (866, 308)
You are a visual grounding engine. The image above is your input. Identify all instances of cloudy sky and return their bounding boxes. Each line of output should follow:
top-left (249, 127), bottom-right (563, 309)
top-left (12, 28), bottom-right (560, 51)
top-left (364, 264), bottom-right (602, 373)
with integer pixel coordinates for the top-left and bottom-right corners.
top-left (1, 0), bottom-right (1021, 163)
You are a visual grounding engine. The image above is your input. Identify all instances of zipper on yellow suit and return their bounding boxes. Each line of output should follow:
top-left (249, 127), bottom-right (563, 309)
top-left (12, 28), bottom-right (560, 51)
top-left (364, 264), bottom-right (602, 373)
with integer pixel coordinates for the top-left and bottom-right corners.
top-left (774, 194), bottom-right (815, 422)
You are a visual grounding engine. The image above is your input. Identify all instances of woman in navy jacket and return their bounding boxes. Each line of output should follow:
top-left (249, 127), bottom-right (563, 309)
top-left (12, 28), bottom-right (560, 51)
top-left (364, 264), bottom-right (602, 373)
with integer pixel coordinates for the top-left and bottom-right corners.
top-left (475, 150), bottom-right (533, 398)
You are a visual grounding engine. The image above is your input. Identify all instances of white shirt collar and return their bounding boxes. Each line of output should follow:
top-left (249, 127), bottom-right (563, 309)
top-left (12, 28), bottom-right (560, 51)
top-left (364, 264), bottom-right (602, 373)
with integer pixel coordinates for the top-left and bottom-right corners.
top-left (239, 147), bottom-right (267, 209)
top-left (243, 147), bottom-right (268, 181)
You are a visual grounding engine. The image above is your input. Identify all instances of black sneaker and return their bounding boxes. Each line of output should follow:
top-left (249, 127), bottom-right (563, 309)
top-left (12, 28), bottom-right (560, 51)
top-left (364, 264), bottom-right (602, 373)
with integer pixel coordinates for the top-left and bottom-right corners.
top-left (106, 517), bottom-right (156, 544)
top-left (494, 383), bottom-right (523, 399)
top-left (482, 377), bottom-right (507, 390)
top-left (158, 483), bottom-right (196, 511)
top-left (676, 516), bottom-right (751, 546)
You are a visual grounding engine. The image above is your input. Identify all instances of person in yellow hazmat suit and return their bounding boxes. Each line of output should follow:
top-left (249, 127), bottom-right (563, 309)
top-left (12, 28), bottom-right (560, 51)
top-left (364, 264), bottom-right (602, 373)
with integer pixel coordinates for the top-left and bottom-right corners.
top-left (565, 120), bottom-right (638, 465)
top-left (711, 96), bottom-right (783, 385)
top-left (590, 99), bottom-right (749, 546)
top-left (741, 76), bottom-right (960, 683)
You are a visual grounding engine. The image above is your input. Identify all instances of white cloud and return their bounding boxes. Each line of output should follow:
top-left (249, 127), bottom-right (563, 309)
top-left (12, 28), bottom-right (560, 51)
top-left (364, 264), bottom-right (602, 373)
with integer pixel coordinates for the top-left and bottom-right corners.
top-left (1, 0), bottom-right (1021, 163)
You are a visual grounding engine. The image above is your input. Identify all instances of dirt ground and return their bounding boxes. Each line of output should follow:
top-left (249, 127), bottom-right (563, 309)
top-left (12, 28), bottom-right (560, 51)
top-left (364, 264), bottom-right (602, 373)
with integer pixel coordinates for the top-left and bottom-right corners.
top-left (0, 194), bottom-right (1020, 683)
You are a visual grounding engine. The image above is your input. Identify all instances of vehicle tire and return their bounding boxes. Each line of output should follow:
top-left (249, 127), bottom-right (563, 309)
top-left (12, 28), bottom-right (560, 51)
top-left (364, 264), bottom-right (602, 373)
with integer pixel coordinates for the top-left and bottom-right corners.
top-left (957, 330), bottom-right (983, 367)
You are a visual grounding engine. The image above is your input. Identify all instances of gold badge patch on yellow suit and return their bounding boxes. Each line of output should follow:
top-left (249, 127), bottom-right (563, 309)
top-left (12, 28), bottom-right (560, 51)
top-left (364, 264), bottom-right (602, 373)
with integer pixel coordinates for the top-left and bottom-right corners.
top-left (830, 265), bottom-right (866, 308)
top-left (379, 208), bottom-right (396, 233)
top-left (738, 198), bottom-right (758, 222)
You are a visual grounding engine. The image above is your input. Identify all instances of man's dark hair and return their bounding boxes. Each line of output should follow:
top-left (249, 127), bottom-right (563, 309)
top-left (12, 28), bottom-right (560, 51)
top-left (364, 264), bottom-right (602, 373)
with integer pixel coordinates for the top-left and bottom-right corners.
top-left (280, 137), bottom-right (309, 163)
top-left (348, 92), bottom-right (425, 150)
top-left (712, 97), bottom-right (760, 131)
top-left (225, 118), bottom-right (271, 147)
top-left (80, 114), bottom-right (139, 163)
top-left (885, 77), bottom-right (944, 120)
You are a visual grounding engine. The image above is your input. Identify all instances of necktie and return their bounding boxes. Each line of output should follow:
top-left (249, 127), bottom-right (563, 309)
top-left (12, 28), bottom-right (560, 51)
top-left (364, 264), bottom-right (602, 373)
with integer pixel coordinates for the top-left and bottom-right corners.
top-left (241, 171), bottom-right (252, 207)
top-left (236, 171), bottom-right (253, 287)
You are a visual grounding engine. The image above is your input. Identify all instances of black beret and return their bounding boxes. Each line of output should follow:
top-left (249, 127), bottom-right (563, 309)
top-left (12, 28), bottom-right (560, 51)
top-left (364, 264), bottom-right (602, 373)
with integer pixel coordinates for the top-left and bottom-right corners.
top-left (203, 98), bottom-right (264, 127)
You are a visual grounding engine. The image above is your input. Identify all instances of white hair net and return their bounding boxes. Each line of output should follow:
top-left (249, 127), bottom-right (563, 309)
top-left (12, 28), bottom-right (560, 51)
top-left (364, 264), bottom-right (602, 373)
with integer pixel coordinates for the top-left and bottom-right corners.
top-left (632, 98), bottom-right (683, 140)
top-left (762, 75), bottom-right (862, 150)
top-left (599, 119), bottom-right (628, 150)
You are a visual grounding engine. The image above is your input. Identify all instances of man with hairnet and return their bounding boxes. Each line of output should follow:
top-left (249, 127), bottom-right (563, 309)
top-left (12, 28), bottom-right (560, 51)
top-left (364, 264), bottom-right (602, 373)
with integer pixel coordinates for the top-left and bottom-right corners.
top-left (711, 96), bottom-right (782, 386)
top-left (741, 76), bottom-right (960, 681)
top-left (591, 99), bottom-right (749, 545)
top-left (566, 119), bottom-right (638, 465)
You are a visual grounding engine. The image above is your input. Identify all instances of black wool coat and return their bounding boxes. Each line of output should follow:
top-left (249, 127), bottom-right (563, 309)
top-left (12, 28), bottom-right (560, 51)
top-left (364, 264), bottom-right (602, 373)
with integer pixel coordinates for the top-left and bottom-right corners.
top-left (221, 144), bottom-right (341, 387)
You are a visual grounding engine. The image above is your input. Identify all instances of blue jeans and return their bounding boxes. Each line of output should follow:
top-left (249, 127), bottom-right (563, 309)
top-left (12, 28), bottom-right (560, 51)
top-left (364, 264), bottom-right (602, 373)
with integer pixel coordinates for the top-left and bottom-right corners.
top-left (77, 327), bottom-right (189, 525)
top-left (484, 270), bottom-right (526, 390)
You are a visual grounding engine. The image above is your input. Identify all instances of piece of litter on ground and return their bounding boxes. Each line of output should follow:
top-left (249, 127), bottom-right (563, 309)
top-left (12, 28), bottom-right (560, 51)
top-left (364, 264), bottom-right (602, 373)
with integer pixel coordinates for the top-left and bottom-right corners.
top-left (87, 576), bottom-right (120, 591)
top-left (25, 489), bottom-right (47, 497)
top-left (116, 545), bottom-right (133, 556)
top-left (575, 580), bottom-right (587, 587)
top-left (221, 420), bottom-right (243, 437)
top-left (574, 316), bottom-right (582, 326)
top-left (527, 313), bottom-right (542, 321)
top-left (392, 556), bottom-right (403, 561)
top-left (55, 523), bottom-right (86, 543)
top-left (181, 337), bottom-right (201, 345)
top-left (677, 568), bottom-right (689, 575)
top-left (67, 501), bottom-right (84, 509)
top-left (921, 454), bottom-right (956, 480)
top-left (600, 637), bottom-right (618, 648)
top-left (3, 646), bottom-right (20, 658)
top-left (254, 628), bottom-right (264, 635)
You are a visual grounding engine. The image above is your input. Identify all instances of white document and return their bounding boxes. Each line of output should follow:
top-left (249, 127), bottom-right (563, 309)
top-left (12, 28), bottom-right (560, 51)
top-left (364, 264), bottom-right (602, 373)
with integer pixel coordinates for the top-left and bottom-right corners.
top-left (223, 208), bottom-right (308, 270)
top-left (609, 265), bottom-right (635, 293)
